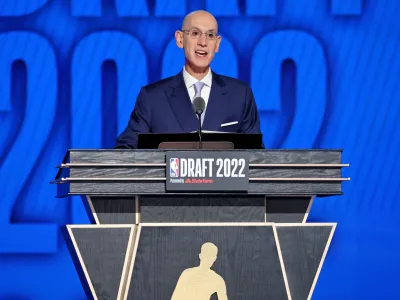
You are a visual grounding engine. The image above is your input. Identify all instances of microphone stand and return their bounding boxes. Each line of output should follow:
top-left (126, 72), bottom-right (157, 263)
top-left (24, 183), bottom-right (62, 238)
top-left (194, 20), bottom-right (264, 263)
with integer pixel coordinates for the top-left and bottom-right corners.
top-left (197, 113), bottom-right (203, 149)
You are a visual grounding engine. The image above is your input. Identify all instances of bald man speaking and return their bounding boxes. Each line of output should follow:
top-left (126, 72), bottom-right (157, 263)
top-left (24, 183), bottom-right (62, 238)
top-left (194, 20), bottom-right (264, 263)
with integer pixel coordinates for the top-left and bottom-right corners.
top-left (116, 10), bottom-right (262, 148)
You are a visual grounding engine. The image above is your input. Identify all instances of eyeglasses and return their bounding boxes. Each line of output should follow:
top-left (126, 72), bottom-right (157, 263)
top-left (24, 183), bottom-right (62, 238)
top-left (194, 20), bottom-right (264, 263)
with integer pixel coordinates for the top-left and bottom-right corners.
top-left (181, 28), bottom-right (219, 40)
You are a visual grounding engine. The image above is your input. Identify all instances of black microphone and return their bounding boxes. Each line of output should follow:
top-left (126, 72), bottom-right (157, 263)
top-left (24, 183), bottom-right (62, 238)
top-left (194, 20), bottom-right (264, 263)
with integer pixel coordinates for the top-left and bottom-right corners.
top-left (192, 97), bottom-right (206, 149)
top-left (192, 96), bottom-right (205, 115)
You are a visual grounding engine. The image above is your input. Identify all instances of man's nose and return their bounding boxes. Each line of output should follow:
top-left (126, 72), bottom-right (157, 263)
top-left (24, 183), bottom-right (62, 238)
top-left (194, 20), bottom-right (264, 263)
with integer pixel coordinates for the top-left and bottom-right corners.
top-left (197, 34), bottom-right (207, 46)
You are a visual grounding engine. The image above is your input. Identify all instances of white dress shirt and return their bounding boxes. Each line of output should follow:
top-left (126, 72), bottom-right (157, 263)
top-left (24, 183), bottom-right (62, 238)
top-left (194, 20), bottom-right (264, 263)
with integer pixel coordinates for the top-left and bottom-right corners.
top-left (182, 67), bottom-right (212, 108)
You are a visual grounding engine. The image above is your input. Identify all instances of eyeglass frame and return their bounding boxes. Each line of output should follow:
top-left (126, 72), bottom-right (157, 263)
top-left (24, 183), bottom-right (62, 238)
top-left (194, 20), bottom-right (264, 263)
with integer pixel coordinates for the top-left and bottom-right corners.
top-left (180, 28), bottom-right (220, 40)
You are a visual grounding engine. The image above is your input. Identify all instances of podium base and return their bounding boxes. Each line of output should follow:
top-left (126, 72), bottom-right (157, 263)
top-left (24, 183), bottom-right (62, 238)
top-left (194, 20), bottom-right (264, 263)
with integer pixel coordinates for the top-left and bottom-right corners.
top-left (66, 223), bottom-right (335, 300)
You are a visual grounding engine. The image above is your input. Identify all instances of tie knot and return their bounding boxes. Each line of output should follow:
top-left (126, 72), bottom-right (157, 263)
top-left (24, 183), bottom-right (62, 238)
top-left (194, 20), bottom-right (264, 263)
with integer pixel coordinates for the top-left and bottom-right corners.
top-left (193, 81), bottom-right (205, 97)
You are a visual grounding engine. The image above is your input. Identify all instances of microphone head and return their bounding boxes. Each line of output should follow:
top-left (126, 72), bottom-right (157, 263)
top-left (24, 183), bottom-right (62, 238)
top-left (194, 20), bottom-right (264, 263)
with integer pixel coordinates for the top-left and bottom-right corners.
top-left (192, 97), bottom-right (206, 115)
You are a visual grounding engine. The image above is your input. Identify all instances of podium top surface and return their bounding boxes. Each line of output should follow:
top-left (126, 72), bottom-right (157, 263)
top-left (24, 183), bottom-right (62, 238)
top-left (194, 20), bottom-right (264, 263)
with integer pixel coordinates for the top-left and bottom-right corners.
top-left (137, 132), bottom-right (263, 149)
top-left (65, 148), bottom-right (344, 153)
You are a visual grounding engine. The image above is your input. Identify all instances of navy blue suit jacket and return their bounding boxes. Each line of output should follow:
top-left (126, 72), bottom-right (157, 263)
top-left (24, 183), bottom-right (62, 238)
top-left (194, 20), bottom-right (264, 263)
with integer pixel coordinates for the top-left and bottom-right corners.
top-left (115, 71), bottom-right (262, 148)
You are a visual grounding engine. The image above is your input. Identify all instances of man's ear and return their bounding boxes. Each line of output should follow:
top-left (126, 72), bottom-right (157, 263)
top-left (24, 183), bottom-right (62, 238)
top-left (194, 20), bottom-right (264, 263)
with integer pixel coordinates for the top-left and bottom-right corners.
top-left (215, 36), bottom-right (222, 53)
top-left (175, 30), bottom-right (184, 48)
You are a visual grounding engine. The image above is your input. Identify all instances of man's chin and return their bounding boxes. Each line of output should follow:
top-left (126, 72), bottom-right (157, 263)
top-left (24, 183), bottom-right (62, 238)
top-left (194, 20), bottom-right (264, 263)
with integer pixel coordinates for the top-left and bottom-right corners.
top-left (188, 59), bottom-right (211, 70)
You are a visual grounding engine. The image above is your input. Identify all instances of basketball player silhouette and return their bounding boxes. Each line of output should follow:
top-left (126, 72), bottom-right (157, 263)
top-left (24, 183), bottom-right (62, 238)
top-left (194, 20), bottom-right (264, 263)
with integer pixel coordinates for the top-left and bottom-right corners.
top-left (171, 242), bottom-right (228, 300)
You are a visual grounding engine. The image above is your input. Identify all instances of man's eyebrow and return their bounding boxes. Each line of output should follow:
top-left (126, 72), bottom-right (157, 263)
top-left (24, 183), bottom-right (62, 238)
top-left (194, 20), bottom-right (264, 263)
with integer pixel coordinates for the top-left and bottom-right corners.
top-left (187, 26), bottom-right (217, 32)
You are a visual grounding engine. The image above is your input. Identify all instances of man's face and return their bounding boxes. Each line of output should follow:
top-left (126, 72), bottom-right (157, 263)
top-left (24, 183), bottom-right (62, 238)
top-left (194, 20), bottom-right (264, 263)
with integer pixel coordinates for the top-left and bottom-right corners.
top-left (175, 12), bottom-right (221, 70)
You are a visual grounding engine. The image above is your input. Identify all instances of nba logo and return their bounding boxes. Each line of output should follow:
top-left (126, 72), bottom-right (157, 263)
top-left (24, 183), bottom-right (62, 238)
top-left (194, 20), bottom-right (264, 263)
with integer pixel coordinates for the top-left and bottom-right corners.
top-left (170, 158), bottom-right (179, 177)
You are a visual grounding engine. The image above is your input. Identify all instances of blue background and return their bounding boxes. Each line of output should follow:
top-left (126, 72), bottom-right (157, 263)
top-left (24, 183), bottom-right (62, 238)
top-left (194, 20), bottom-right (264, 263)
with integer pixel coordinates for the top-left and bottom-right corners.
top-left (0, 0), bottom-right (399, 299)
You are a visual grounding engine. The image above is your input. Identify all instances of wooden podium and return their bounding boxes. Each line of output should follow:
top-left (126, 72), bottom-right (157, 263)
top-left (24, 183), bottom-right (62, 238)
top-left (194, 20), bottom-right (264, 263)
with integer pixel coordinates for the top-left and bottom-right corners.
top-left (54, 148), bottom-right (349, 300)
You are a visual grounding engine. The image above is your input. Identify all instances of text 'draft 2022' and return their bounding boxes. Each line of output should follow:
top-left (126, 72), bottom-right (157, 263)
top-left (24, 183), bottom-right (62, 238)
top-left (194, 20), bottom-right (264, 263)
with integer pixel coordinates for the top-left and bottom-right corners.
top-left (166, 152), bottom-right (249, 192)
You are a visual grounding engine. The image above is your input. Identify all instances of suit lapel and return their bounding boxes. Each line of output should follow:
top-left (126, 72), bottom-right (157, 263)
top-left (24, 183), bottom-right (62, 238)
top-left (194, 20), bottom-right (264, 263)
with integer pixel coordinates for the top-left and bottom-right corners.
top-left (166, 72), bottom-right (199, 132)
top-left (202, 71), bottom-right (228, 130)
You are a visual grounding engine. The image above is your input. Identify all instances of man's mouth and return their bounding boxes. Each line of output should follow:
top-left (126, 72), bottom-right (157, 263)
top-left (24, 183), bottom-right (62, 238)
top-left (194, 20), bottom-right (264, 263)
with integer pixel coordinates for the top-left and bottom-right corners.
top-left (195, 50), bottom-right (208, 57)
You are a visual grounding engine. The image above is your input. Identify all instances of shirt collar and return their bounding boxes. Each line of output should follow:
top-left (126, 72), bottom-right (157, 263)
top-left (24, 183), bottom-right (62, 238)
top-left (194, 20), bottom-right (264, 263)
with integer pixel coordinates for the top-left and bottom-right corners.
top-left (182, 66), bottom-right (212, 89)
